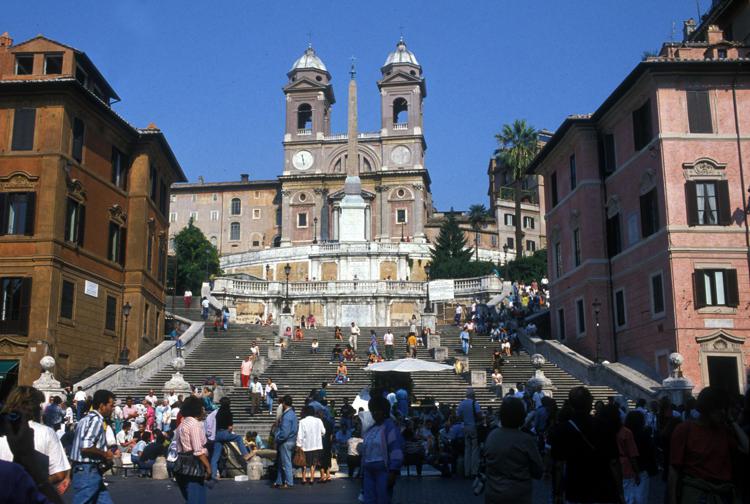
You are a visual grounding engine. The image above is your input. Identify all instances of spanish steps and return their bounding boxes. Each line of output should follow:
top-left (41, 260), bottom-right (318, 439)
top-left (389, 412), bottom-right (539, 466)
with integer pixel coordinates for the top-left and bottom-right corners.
top-left (113, 299), bottom-right (620, 435)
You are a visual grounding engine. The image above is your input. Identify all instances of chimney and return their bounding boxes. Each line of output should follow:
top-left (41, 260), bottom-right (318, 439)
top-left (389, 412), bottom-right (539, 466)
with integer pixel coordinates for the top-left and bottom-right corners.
top-left (240, 173), bottom-right (249, 182)
top-left (0, 32), bottom-right (12, 48)
top-left (707, 25), bottom-right (724, 45)
top-left (198, 176), bottom-right (204, 184)
top-left (683, 18), bottom-right (696, 41)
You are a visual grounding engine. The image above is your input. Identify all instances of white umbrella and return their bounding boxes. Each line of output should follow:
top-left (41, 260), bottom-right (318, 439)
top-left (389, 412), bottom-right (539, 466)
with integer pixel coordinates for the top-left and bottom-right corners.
top-left (364, 358), bottom-right (454, 373)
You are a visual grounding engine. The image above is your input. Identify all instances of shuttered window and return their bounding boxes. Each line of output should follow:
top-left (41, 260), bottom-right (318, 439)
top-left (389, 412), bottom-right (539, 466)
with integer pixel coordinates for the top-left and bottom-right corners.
top-left (576, 299), bottom-right (586, 335)
top-left (632, 100), bottom-right (653, 151)
top-left (573, 229), bottom-right (582, 267)
top-left (550, 172), bottom-right (559, 206)
top-left (11, 108), bottom-right (35, 151)
top-left (557, 308), bottom-right (566, 341)
top-left (685, 181), bottom-right (730, 226)
top-left (60, 280), bottom-right (75, 319)
top-left (64, 198), bottom-right (85, 246)
top-left (108, 223), bottom-right (127, 265)
top-left (640, 188), bottom-right (659, 237)
top-left (693, 269), bottom-right (739, 308)
top-left (687, 90), bottom-right (713, 133)
top-left (105, 296), bottom-right (117, 331)
top-left (615, 290), bottom-right (626, 327)
top-left (72, 118), bottom-right (85, 163)
top-left (0, 277), bottom-right (32, 335)
top-left (0, 192), bottom-right (36, 236)
top-left (606, 213), bottom-right (622, 258)
top-left (651, 273), bottom-right (665, 314)
top-left (603, 134), bottom-right (616, 174)
top-left (111, 147), bottom-right (128, 190)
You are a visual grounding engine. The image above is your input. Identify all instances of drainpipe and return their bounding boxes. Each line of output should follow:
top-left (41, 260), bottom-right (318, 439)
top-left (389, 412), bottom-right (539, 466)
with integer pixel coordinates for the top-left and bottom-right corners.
top-left (731, 62), bottom-right (750, 288)
top-left (597, 129), bottom-right (619, 362)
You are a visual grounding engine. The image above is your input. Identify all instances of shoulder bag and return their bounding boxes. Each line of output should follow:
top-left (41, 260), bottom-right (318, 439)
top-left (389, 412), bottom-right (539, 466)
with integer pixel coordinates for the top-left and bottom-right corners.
top-left (173, 450), bottom-right (206, 478)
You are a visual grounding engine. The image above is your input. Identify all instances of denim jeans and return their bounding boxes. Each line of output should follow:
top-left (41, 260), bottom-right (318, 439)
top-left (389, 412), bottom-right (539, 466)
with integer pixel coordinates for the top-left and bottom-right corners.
top-left (266, 395), bottom-right (274, 414)
top-left (175, 474), bottom-right (206, 504)
top-left (275, 438), bottom-right (296, 486)
top-left (363, 462), bottom-right (392, 504)
top-left (72, 464), bottom-right (114, 504)
top-left (210, 429), bottom-right (249, 477)
top-left (461, 339), bottom-right (469, 354)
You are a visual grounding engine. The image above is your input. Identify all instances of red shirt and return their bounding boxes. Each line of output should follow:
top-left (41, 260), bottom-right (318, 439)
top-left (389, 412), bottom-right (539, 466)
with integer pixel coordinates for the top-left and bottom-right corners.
top-left (616, 426), bottom-right (639, 479)
top-left (670, 421), bottom-right (733, 482)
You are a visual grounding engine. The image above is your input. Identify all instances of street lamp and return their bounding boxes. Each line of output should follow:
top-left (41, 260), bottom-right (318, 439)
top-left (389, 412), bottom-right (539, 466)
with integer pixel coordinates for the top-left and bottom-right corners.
top-left (119, 301), bottom-right (132, 365)
top-left (204, 246), bottom-right (211, 282)
top-left (424, 263), bottom-right (433, 313)
top-left (592, 298), bottom-right (602, 363)
top-left (502, 243), bottom-right (509, 280)
top-left (265, 264), bottom-right (271, 281)
top-left (400, 222), bottom-right (405, 242)
top-left (313, 217), bottom-right (318, 244)
top-left (282, 263), bottom-right (292, 313)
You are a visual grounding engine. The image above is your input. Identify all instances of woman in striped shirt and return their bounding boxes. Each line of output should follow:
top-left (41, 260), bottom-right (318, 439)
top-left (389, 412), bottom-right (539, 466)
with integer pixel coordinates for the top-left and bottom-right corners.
top-left (174, 396), bottom-right (211, 504)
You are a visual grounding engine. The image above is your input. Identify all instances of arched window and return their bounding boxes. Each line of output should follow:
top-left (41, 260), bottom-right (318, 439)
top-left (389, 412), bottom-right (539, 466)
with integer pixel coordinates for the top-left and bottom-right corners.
top-left (297, 103), bottom-right (312, 130)
top-left (210, 236), bottom-right (217, 247)
top-left (272, 235), bottom-right (281, 248)
top-left (230, 198), bottom-right (241, 215)
top-left (393, 98), bottom-right (408, 126)
top-left (230, 222), bottom-right (240, 241)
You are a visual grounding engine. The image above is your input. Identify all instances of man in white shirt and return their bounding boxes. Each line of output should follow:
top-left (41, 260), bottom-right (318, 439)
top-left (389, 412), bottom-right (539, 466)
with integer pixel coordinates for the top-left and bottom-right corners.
top-left (349, 322), bottom-right (360, 351)
top-left (201, 296), bottom-right (210, 320)
top-left (73, 386), bottom-right (87, 419)
top-left (166, 390), bottom-right (178, 407)
top-left (454, 305), bottom-right (463, 326)
top-left (116, 421), bottom-right (136, 452)
top-left (250, 377), bottom-right (263, 416)
top-left (144, 389), bottom-right (158, 408)
top-left (383, 329), bottom-right (395, 360)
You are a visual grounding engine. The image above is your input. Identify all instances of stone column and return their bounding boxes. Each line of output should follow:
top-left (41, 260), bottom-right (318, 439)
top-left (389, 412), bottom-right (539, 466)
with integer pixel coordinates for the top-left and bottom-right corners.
top-left (280, 190), bottom-right (292, 247)
top-left (375, 185), bottom-right (388, 241)
top-left (332, 205), bottom-right (339, 241)
top-left (318, 189), bottom-right (330, 241)
top-left (364, 205), bottom-right (371, 241)
top-left (659, 352), bottom-right (694, 406)
top-left (527, 354), bottom-right (556, 398)
top-left (32, 356), bottom-right (64, 403)
top-left (413, 183), bottom-right (425, 243)
top-left (163, 357), bottom-right (191, 394)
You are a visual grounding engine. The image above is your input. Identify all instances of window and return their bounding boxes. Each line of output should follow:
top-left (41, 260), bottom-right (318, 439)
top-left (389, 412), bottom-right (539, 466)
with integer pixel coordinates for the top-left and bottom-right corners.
top-left (189, 211), bottom-right (198, 221)
top-left (491, 235), bottom-right (497, 247)
top-left (149, 165), bottom-right (158, 201)
top-left (231, 198), bottom-right (241, 216)
top-left (210, 211), bottom-right (219, 221)
top-left (554, 242), bottom-right (563, 278)
top-left (297, 103), bottom-right (313, 130)
top-left (557, 308), bottom-right (566, 341)
top-left (686, 180), bottom-right (730, 226)
top-left (523, 216), bottom-right (535, 229)
top-left (252, 240), bottom-right (260, 247)
top-left (550, 172), bottom-right (559, 206)
top-left (105, 296), bottom-right (117, 332)
top-left (569, 154), bottom-right (577, 190)
top-left (170, 194), bottom-right (176, 203)
top-left (253, 208), bottom-right (261, 219)
top-left (526, 240), bottom-right (536, 252)
top-left (614, 289), bottom-right (626, 328)
top-left (15, 54), bottom-right (33, 75)
top-left (601, 133), bottom-right (616, 175)
top-left (506, 237), bottom-right (514, 249)
top-left (393, 98), bottom-right (408, 125)
top-left (396, 209), bottom-right (407, 224)
top-left (212, 193), bottom-right (218, 202)
top-left (640, 188), bottom-right (659, 237)
top-left (146, 235), bottom-right (153, 271)
top-left (576, 299), bottom-right (586, 335)
top-left (687, 90), bottom-right (713, 133)
top-left (11, 108), bottom-right (35, 151)
top-left (276, 208), bottom-right (282, 227)
top-left (60, 280), bottom-right (75, 319)
top-left (111, 147), bottom-right (128, 190)
top-left (169, 212), bottom-right (177, 223)
top-left (573, 228), bottom-right (581, 267)
top-left (693, 269), bottom-right (739, 308)
top-left (75, 65), bottom-right (87, 86)
top-left (72, 117), bottom-right (85, 163)
top-left (210, 236), bottom-right (217, 247)
top-left (159, 181), bottom-right (168, 215)
top-left (230, 222), bottom-right (240, 241)
top-left (0, 277), bottom-right (32, 335)
top-left (108, 223), bottom-right (126, 266)
top-left (157, 237), bottom-right (166, 282)
top-left (297, 212), bottom-right (308, 228)
top-left (0, 192), bottom-right (35, 236)
top-left (504, 214), bottom-right (515, 226)
top-left (64, 198), bottom-right (85, 246)
top-left (144, 303), bottom-right (150, 337)
top-left (44, 54), bottom-right (63, 75)
top-left (606, 213), bottom-right (621, 258)
top-left (632, 99), bottom-right (653, 151)
top-left (651, 272), bottom-right (665, 315)
top-left (191, 194), bottom-right (196, 202)
top-left (254, 191), bottom-right (261, 199)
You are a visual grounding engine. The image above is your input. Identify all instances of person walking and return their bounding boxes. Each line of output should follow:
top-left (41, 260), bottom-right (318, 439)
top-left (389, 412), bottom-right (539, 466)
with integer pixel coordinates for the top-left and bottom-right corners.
top-left (360, 395), bottom-right (404, 504)
top-left (383, 329), bottom-right (394, 360)
top-left (368, 330), bottom-right (379, 357)
top-left (240, 356), bottom-right (253, 389)
top-left (482, 397), bottom-right (544, 504)
top-left (183, 289), bottom-right (193, 309)
top-left (454, 304), bottom-right (463, 326)
top-left (221, 306), bottom-right (230, 331)
top-left (456, 388), bottom-right (482, 478)
top-left (250, 377), bottom-right (263, 416)
top-left (273, 395), bottom-right (298, 489)
top-left (265, 378), bottom-right (278, 415)
top-left (460, 325), bottom-right (470, 355)
top-left (210, 397), bottom-right (253, 479)
top-left (201, 297), bottom-right (209, 320)
top-left (349, 322), bottom-right (360, 351)
top-left (69, 389), bottom-right (116, 504)
top-left (173, 395), bottom-right (212, 504)
top-left (297, 405), bottom-right (326, 484)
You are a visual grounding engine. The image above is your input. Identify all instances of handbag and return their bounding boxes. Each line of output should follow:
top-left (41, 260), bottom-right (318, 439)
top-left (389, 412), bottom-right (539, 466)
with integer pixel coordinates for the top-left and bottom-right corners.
top-left (173, 451), bottom-right (206, 478)
top-left (293, 447), bottom-right (306, 467)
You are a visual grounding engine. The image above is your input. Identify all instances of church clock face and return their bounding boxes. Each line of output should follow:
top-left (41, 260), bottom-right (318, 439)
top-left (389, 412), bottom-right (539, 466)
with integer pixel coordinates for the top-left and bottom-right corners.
top-left (390, 145), bottom-right (411, 165)
top-left (292, 150), bottom-right (314, 171)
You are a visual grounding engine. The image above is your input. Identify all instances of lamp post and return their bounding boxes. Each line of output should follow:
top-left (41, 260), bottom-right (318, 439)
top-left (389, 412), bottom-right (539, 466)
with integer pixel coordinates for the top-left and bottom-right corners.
top-left (592, 298), bottom-right (602, 363)
top-left (204, 246), bottom-right (211, 282)
top-left (313, 217), bottom-right (318, 244)
top-left (119, 301), bottom-right (132, 365)
top-left (424, 264), bottom-right (433, 313)
top-left (502, 243), bottom-right (509, 280)
top-left (282, 263), bottom-right (291, 313)
top-left (265, 264), bottom-right (271, 281)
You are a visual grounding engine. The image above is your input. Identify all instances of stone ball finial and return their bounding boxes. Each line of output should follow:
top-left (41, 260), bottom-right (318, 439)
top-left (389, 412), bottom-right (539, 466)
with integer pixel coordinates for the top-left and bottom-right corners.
top-left (531, 354), bottom-right (546, 369)
top-left (171, 357), bottom-right (186, 371)
top-left (40, 355), bottom-right (56, 372)
top-left (669, 352), bottom-right (684, 368)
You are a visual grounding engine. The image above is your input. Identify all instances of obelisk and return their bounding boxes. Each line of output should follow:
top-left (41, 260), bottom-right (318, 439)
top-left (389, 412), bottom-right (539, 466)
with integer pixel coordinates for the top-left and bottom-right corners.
top-left (338, 60), bottom-right (367, 242)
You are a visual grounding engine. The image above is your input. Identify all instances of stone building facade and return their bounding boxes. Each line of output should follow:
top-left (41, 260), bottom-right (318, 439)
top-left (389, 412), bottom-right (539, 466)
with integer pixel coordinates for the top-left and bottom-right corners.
top-left (529, 27), bottom-right (750, 393)
top-left (0, 33), bottom-right (184, 389)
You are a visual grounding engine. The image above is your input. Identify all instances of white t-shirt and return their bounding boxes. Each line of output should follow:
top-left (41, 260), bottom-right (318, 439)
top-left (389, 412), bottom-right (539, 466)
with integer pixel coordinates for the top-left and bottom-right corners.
top-left (116, 429), bottom-right (133, 446)
top-left (145, 395), bottom-right (158, 407)
top-left (383, 332), bottom-right (394, 345)
top-left (0, 421), bottom-right (71, 475)
top-left (202, 298), bottom-right (209, 309)
top-left (74, 390), bottom-right (87, 402)
top-left (455, 306), bottom-right (463, 315)
top-left (166, 394), bottom-right (178, 406)
top-left (184, 290), bottom-right (192, 298)
top-left (351, 325), bottom-right (360, 336)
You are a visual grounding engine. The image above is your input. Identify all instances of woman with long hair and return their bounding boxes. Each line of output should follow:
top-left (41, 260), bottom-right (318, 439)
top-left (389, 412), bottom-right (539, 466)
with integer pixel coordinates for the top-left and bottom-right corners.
top-left (174, 395), bottom-right (211, 503)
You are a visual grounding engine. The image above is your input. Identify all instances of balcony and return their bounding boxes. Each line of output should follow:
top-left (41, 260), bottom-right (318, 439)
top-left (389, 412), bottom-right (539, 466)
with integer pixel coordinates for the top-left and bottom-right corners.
top-left (297, 128), bottom-right (312, 136)
top-left (499, 186), bottom-right (539, 205)
top-left (392, 123), bottom-right (408, 131)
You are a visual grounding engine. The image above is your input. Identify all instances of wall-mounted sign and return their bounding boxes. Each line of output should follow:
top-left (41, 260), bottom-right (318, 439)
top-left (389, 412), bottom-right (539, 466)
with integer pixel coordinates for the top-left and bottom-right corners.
top-left (84, 280), bottom-right (99, 298)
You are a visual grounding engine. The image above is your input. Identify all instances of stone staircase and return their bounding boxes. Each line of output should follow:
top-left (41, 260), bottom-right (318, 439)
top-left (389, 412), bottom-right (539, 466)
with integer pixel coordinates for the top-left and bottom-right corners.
top-left (114, 299), bottom-right (621, 436)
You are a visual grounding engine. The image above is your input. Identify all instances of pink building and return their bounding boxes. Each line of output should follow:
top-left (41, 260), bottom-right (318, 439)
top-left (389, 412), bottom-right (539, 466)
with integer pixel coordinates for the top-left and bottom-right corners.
top-left (529, 28), bottom-right (750, 394)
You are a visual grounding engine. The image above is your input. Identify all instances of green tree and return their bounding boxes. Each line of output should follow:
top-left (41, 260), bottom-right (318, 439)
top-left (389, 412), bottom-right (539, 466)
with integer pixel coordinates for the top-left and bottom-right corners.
top-left (468, 203), bottom-right (490, 262)
top-left (430, 211), bottom-right (495, 279)
top-left (495, 119), bottom-right (539, 259)
top-left (504, 249), bottom-right (548, 284)
top-left (168, 219), bottom-right (221, 294)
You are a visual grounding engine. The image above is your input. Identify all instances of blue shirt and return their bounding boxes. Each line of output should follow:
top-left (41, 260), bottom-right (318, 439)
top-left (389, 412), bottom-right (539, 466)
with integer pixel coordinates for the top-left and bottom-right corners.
top-left (456, 398), bottom-right (481, 427)
top-left (70, 410), bottom-right (106, 463)
top-left (0, 461), bottom-right (51, 504)
top-left (460, 330), bottom-right (470, 341)
top-left (275, 407), bottom-right (298, 444)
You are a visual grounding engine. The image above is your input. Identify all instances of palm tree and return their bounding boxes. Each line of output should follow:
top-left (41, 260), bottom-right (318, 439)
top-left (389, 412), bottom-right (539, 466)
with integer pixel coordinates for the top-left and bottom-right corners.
top-left (468, 204), bottom-right (490, 261)
top-left (495, 119), bottom-right (539, 259)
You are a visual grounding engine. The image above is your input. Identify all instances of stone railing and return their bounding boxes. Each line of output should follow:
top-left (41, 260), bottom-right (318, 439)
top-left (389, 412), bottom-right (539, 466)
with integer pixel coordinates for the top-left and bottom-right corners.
top-left (393, 123), bottom-right (408, 130)
top-left (213, 277), bottom-right (427, 297)
top-left (74, 313), bottom-right (204, 394)
top-left (454, 275), bottom-right (503, 295)
top-left (297, 128), bottom-right (312, 136)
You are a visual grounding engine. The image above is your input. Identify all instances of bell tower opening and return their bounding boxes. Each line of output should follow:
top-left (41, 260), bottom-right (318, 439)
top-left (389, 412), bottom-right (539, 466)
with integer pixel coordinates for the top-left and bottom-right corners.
top-left (297, 103), bottom-right (313, 132)
top-left (393, 98), bottom-right (408, 126)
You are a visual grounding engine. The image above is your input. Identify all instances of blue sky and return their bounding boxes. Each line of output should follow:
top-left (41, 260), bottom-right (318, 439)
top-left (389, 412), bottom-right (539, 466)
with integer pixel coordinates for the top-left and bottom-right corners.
top-left (5, 0), bottom-right (699, 209)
